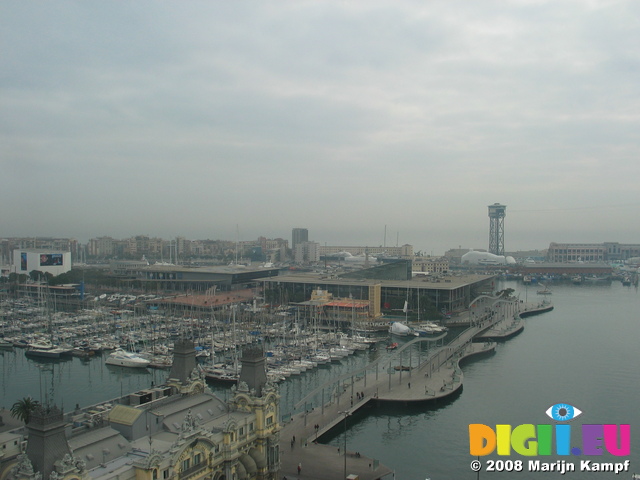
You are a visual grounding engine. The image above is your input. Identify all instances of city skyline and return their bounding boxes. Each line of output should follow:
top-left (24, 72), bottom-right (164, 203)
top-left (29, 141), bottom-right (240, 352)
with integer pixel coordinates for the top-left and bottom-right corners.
top-left (2, 2), bottom-right (639, 256)
top-left (6, 232), bottom-right (640, 261)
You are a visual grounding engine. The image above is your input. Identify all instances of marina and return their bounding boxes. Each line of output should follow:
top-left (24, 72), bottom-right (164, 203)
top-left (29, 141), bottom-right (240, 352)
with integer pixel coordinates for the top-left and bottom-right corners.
top-left (1, 279), bottom-right (638, 479)
top-left (1, 285), bottom-right (550, 480)
top-left (0, 290), bottom-right (396, 387)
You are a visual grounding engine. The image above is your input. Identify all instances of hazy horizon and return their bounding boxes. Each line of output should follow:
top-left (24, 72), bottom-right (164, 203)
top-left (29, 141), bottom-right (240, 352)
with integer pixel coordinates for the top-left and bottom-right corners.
top-left (3, 2), bottom-right (639, 256)
top-left (3, 224), bottom-right (634, 259)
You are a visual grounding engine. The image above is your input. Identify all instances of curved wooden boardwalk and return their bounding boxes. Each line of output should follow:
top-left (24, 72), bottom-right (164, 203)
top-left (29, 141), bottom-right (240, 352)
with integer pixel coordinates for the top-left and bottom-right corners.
top-left (278, 299), bottom-right (553, 479)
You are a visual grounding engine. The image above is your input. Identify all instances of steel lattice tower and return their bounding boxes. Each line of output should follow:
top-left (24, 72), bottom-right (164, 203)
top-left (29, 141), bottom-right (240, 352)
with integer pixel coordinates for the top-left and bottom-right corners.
top-left (488, 203), bottom-right (506, 255)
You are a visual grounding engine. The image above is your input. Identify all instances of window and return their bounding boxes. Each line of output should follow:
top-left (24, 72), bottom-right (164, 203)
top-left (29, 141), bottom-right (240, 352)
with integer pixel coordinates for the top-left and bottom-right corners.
top-left (182, 459), bottom-right (190, 471)
top-left (239, 427), bottom-right (244, 436)
top-left (249, 422), bottom-right (254, 432)
top-left (266, 416), bottom-right (273, 426)
top-left (194, 453), bottom-right (201, 465)
top-left (153, 470), bottom-right (158, 480)
top-left (163, 470), bottom-right (169, 479)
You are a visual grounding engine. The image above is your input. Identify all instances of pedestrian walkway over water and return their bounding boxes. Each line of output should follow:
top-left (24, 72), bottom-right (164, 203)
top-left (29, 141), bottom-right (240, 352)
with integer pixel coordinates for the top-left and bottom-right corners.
top-left (278, 297), bottom-right (553, 479)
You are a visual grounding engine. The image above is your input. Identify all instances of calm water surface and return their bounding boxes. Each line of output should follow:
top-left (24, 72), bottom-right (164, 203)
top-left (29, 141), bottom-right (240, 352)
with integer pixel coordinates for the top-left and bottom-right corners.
top-left (328, 280), bottom-right (640, 479)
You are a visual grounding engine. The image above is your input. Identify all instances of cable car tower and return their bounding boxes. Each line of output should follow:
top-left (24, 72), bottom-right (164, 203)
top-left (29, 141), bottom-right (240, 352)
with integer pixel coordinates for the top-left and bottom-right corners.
top-left (488, 203), bottom-right (506, 256)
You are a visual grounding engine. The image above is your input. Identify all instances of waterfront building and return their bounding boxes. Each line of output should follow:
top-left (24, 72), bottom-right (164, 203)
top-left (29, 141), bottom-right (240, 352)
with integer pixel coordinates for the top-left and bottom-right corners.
top-left (515, 262), bottom-right (613, 277)
top-left (547, 242), bottom-right (640, 262)
top-left (1, 238), bottom-right (79, 264)
top-left (261, 262), bottom-right (494, 324)
top-left (109, 259), bottom-right (150, 276)
top-left (0, 342), bottom-right (281, 480)
top-left (12, 249), bottom-right (72, 277)
top-left (460, 251), bottom-right (516, 266)
top-left (296, 287), bottom-right (374, 319)
top-left (412, 256), bottom-right (449, 274)
top-left (319, 244), bottom-right (413, 258)
top-left (114, 264), bottom-right (280, 293)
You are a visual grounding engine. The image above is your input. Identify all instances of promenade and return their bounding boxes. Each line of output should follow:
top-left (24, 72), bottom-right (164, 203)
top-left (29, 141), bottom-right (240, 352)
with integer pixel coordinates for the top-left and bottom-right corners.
top-left (278, 298), bottom-right (553, 479)
top-left (279, 340), bottom-right (494, 479)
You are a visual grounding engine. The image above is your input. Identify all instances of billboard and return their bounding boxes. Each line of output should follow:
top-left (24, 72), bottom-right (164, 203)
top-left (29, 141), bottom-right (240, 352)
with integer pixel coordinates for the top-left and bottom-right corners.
top-left (21, 252), bottom-right (27, 271)
top-left (40, 254), bottom-right (63, 266)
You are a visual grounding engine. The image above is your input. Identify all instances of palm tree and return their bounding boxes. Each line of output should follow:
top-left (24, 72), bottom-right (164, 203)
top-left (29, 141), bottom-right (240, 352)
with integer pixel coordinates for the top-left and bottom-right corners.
top-left (10, 397), bottom-right (40, 424)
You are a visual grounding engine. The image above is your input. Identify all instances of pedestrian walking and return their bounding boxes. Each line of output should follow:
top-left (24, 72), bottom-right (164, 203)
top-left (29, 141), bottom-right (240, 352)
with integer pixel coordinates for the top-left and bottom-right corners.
top-left (298, 463), bottom-right (302, 475)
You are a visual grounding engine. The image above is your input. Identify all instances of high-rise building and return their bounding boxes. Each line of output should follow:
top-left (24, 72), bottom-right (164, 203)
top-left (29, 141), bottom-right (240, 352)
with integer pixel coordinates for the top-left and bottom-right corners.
top-left (294, 241), bottom-right (320, 264)
top-left (291, 228), bottom-right (308, 250)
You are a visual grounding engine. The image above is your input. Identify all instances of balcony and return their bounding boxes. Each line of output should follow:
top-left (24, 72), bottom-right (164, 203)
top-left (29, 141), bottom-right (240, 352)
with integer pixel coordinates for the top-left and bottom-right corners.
top-left (178, 462), bottom-right (208, 480)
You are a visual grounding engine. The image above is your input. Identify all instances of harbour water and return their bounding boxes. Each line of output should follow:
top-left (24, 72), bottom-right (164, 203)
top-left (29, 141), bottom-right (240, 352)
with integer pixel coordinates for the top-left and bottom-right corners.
top-left (322, 280), bottom-right (640, 479)
top-left (1, 279), bottom-right (638, 479)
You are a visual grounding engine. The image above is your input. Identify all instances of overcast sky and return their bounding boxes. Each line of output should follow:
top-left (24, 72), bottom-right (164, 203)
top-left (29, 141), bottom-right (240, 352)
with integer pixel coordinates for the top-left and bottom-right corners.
top-left (2, 1), bottom-right (639, 255)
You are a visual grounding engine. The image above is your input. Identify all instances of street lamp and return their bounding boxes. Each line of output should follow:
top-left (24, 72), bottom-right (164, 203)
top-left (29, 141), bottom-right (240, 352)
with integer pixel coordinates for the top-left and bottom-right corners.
top-left (339, 410), bottom-right (350, 479)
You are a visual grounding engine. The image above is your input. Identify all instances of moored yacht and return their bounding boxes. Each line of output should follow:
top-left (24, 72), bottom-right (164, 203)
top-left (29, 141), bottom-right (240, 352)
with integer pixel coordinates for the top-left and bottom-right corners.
top-left (389, 321), bottom-right (412, 337)
top-left (412, 321), bottom-right (449, 336)
top-left (202, 363), bottom-right (240, 383)
top-left (25, 339), bottom-right (73, 359)
top-left (105, 348), bottom-right (151, 368)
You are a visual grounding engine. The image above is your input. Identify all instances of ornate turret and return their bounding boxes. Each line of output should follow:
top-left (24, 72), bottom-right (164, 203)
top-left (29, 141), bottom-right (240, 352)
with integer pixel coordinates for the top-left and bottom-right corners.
top-left (231, 347), bottom-right (280, 477)
top-left (237, 346), bottom-right (268, 397)
top-left (24, 405), bottom-right (71, 479)
top-left (168, 338), bottom-right (197, 384)
top-left (166, 338), bottom-right (205, 395)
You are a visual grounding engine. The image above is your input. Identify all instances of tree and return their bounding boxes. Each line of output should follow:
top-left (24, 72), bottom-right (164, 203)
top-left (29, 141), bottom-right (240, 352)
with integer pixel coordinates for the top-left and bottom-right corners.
top-left (496, 288), bottom-right (515, 298)
top-left (10, 397), bottom-right (40, 424)
top-left (29, 270), bottom-right (45, 282)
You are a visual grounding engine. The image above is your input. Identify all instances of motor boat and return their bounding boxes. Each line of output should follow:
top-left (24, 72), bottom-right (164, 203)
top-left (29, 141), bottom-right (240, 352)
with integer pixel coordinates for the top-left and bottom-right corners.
top-left (105, 348), bottom-right (151, 368)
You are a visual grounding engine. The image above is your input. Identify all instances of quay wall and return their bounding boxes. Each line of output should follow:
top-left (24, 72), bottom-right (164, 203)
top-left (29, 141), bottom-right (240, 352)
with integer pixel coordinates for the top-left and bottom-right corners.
top-left (519, 303), bottom-right (554, 317)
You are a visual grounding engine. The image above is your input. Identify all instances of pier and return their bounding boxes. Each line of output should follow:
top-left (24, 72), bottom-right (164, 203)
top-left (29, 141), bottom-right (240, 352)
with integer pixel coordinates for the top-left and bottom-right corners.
top-left (278, 297), bottom-right (553, 479)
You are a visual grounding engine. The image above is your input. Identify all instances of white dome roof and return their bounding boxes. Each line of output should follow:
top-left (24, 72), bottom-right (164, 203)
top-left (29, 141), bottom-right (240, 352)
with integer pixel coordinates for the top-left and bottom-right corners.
top-left (461, 251), bottom-right (509, 265)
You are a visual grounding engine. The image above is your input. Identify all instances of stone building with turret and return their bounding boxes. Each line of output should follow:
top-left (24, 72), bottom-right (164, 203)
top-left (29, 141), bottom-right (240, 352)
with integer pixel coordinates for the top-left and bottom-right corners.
top-left (0, 343), bottom-right (280, 480)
